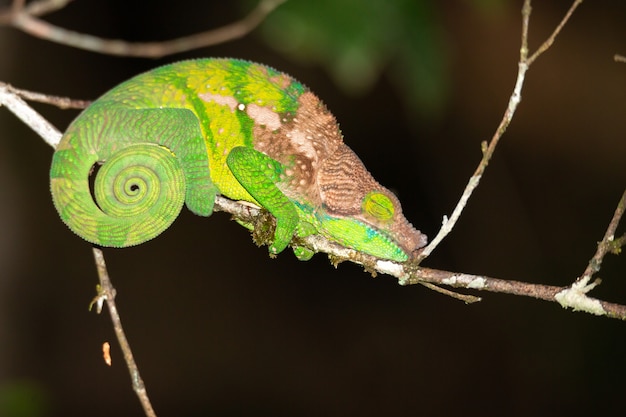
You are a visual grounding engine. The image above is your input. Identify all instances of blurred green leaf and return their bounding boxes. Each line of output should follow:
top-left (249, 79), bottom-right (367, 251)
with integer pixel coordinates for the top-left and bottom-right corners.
top-left (0, 381), bottom-right (50, 417)
top-left (255, 0), bottom-right (450, 119)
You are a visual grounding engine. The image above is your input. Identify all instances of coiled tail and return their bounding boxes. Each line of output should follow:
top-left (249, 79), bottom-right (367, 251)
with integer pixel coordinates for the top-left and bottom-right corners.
top-left (50, 106), bottom-right (216, 247)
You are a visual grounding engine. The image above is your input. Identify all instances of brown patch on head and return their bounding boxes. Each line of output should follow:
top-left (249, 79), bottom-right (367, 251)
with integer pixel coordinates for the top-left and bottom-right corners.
top-left (318, 145), bottom-right (375, 214)
top-left (318, 144), bottom-right (427, 255)
top-left (248, 88), bottom-right (427, 256)
top-left (252, 91), bottom-right (343, 205)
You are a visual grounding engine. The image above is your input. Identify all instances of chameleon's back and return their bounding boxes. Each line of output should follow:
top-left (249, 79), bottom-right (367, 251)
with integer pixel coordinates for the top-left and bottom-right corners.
top-left (81, 59), bottom-right (310, 202)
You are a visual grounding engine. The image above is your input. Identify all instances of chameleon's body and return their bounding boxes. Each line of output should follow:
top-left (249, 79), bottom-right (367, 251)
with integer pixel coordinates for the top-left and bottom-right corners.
top-left (50, 58), bottom-right (426, 262)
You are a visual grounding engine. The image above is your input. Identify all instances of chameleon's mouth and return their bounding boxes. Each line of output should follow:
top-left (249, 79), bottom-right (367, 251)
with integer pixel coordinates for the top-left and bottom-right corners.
top-left (362, 215), bottom-right (427, 260)
top-left (390, 217), bottom-right (428, 258)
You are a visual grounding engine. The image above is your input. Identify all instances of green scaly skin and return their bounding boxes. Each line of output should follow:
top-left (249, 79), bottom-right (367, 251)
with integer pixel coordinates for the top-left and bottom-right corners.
top-left (50, 58), bottom-right (427, 262)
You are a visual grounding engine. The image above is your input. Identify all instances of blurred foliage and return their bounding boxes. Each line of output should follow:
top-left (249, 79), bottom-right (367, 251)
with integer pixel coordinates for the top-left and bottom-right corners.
top-left (0, 381), bottom-right (50, 417)
top-left (247, 0), bottom-right (462, 120)
top-left (250, 0), bottom-right (449, 119)
top-left (247, 0), bottom-right (508, 120)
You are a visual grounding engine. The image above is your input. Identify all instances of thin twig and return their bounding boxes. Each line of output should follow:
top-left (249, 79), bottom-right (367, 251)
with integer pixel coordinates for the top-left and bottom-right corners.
top-left (0, 86), bottom-right (158, 411)
top-left (527, 0), bottom-right (584, 66)
top-left (6, 0), bottom-right (286, 57)
top-left (579, 189), bottom-right (626, 282)
top-left (552, 190), bottom-right (626, 314)
top-left (0, 82), bottom-right (62, 147)
top-left (614, 54), bottom-right (626, 63)
top-left (0, 0), bottom-right (76, 21)
top-left (420, 282), bottom-right (482, 304)
top-left (91, 249), bottom-right (157, 417)
top-left (402, 267), bottom-right (626, 320)
top-left (4, 83), bottom-right (90, 109)
top-left (417, 0), bottom-right (582, 261)
top-left (24, 0), bottom-right (76, 17)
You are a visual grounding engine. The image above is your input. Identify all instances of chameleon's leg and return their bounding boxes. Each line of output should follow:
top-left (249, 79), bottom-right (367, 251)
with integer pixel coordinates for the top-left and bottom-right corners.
top-left (226, 146), bottom-right (300, 256)
top-left (51, 107), bottom-right (216, 247)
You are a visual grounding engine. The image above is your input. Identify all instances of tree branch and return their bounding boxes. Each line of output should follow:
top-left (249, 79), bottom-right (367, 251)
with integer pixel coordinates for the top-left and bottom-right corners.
top-left (1, 82), bottom-right (90, 109)
top-left (417, 0), bottom-right (584, 261)
top-left (0, 82), bottom-right (63, 147)
top-left (212, 188), bottom-right (626, 319)
top-left (1, 0), bottom-right (286, 57)
top-left (90, 249), bottom-right (157, 417)
top-left (1, 0), bottom-right (623, 325)
top-left (614, 54), bottom-right (626, 64)
top-left (0, 83), bottom-right (157, 416)
top-left (579, 190), bottom-right (626, 282)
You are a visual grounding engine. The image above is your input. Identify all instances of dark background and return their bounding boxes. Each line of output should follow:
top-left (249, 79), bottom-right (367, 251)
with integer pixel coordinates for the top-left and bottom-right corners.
top-left (1, 1), bottom-right (625, 416)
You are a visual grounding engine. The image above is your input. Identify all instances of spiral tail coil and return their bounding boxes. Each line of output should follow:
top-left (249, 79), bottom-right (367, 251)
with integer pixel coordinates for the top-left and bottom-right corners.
top-left (50, 106), bottom-right (215, 247)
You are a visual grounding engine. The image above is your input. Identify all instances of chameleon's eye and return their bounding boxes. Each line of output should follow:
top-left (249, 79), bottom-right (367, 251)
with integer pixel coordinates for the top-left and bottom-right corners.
top-left (362, 192), bottom-right (395, 222)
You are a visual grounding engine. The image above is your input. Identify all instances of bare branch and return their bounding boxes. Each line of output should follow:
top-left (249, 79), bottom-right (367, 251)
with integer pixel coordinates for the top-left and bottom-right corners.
top-left (527, 0), bottom-right (584, 66)
top-left (0, 82), bottom-right (156, 413)
top-left (579, 189), bottom-right (626, 283)
top-left (1, 82), bottom-right (157, 413)
top-left (4, 0), bottom-right (286, 57)
top-left (402, 268), bottom-right (626, 320)
top-left (553, 190), bottom-right (626, 314)
top-left (0, 82), bottom-right (62, 147)
top-left (90, 248), bottom-right (157, 417)
top-left (24, 0), bottom-right (76, 17)
top-left (417, 0), bottom-right (583, 261)
top-left (201, 193), bottom-right (626, 320)
top-left (419, 282), bottom-right (482, 304)
top-left (3, 83), bottom-right (90, 109)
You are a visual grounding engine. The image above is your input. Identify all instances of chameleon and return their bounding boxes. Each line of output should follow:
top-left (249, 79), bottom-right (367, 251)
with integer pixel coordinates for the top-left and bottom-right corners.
top-left (50, 58), bottom-right (427, 262)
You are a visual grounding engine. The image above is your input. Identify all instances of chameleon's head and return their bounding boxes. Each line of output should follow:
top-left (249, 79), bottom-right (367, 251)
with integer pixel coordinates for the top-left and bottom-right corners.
top-left (317, 144), bottom-right (427, 262)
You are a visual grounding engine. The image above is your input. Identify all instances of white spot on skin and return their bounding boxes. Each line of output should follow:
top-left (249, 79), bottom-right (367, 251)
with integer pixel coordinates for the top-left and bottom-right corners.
top-left (198, 93), bottom-right (238, 111)
top-left (289, 130), bottom-right (318, 164)
top-left (246, 104), bottom-right (282, 131)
